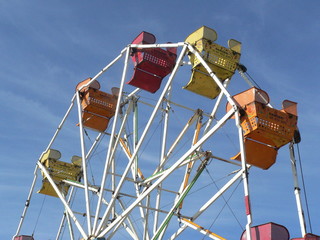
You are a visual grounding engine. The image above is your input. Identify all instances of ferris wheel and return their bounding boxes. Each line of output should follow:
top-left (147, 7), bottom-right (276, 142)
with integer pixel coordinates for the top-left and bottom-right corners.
top-left (13, 26), bottom-right (305, 240)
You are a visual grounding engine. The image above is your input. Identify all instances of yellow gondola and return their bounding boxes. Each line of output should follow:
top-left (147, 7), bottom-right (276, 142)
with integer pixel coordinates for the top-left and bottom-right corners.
top-left (38, 149), bottom-right (82, 197)
top-left (183, 26), bottom-right (241, 99)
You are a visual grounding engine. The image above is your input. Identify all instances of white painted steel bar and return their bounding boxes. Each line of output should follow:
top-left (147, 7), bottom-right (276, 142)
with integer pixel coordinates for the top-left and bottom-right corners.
top-left (169, 168), bottom-right (244, 239)
top-left (14, 95), bottom-right (77, 239)
top-left (93, 46), bottom-right (131, 233)
top-left (64, 180), bottom-right (141, 240)
top-left (97, 107), bottom-right (235, 238)
top-left (144, 194), bottom-right (151, 240)
top-left (154, 88), bottom-right (172, 234)
top-left (55, 128), bottom-right (103, 240)
top-left (289, 142), bottom-right (307, 237)
top-left (203, 79), bottom-right (230, 134)
top-left (130, 42), bottom-right (184, 50)
top-left (65, 210), bottom-right (75, 240)
top-left (105, 200), bottom-right (140, 240)
top-left (129, 97), bottom-right (149, 239)
top-left (156, 111), bottom-right (199, 172)
top-left (95, 44), bottom-right (188, 236)
top-left (176, 114), bottom-right (202, 210)
top-left (45, 94), bottom-right (77, 153)
top-left (141, 153), bottom-right (205, 186)
top-left (152, 156), bottom-right (210, 240)
top-left (55, 187), bottom-right (76, 240)
top-left (77, 48), bottom-right (127, 93)
top-left (111, 141), bottom-right (116, 222)
top-left (13, 167), bottom-right (39, 239)
top-left (76, 91), bottom-right (92, 235)
top-left (63, 179), bottom-right (137, 199)
top-left (133, 97), bottom-right (139, 181)
top-left (131, 97), bottom-right (150, 240)
top-left (85, 131), bottom-right (104, 164)
top-left (37, 161), bottom-right (88, 239)
top-left (117, 198), bottom-right (140, 240)
top-left (235, 109), bottom-right (252, 240)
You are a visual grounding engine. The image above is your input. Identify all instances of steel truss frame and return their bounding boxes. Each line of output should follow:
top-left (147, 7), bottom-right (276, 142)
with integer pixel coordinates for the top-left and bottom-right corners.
top-left (13, 41), bottom-right (307, 240)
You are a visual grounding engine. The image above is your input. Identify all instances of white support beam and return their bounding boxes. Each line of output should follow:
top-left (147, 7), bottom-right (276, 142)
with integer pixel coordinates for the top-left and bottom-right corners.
top-left (97, 107), bottom-right (235, 238)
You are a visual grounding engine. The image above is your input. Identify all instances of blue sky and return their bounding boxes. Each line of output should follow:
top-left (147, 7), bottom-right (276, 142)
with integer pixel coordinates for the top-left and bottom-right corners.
top-left (1, 1), bottom-right (320, 239)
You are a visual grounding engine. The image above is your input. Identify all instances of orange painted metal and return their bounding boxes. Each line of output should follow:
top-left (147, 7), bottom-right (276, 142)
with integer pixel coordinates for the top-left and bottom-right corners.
top-left (232, 139), bottom-right (278, 170)
top-left (241, 101), bottom-right (297, 148)
top-left (76, 78), bottom-right (118, 132)
top-left (229, 87), bottom-right (298, 169)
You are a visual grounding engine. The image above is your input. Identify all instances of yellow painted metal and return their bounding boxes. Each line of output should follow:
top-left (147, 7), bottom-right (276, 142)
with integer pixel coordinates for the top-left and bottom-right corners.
top-left (38, 149), bottom-right (82, 197)
top-left (185, 26), bottom-right (217, 45)
top-left (119, 138), bottom-right (145, 180)
top-left (41, 148), bottom-right (61, 161)
top-left (185, 65), bottom-right (221, 99)
top-left (184, 26), bottom-right (241, 99)
top-left (181, 218), bottom-right (227, 240)
top-left (228, 39), bottom-right (242, 53)
top-left (71, 155), bottom-right (82, 167)
top-left (179, 115), bottom-right (202, 210)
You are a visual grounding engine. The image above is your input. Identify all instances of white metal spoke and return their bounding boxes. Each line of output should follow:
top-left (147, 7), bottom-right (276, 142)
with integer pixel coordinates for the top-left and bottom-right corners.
top-left (15, 30), bottom-right (302, 240)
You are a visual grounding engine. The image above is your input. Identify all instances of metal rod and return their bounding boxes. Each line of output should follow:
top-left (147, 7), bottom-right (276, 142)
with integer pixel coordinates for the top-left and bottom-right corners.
top-left (133, 97), bottom-right (139, 181)
top-left (141, 152), bottom-right (205, 186)
top-left (130, 42), bottom-right (185, 49)
top-left (116, 198), bottom-right (140, 240)
top-left (144, 194), bottom-right (151, 240)
top-left (180, 218), bottom-right (226, 240)
top-left (289, 142), bottom-right (307, 237)
top-left (97, 108), bottom-right (235, 238)
top-left (177, 113), bottom-right (202, 210)
top-left (96, 44), bottom-right (189, 237)
top-left (37, 161), bottom-right (88, 239)
top-left (154, 88), bottom-right (172, 234)
top-left (186, 44), bottom-right (237, 107)
top-left (13, 95), bottom-right (77, 239)
top-left (203, 79), bottom-right (230, 134)
top-left (76, 91), bottom-right (92, 235)
top-left (235, 108), bottom-right (252, 240)
top-left (152, 154), bottom-right (210, 240)
top-left (92, 46), bottom-right (131, 234)
top-left (77, 48), bottom-right (127, 92)
top-left (66, 210), bottom-right (75, 240)
top-left (55, 187), bottom-right (76, 240)
top-left (156, 111), bottom-right (200, 172)
top-left (13, 166), bottom-right (39, 239)
top-left (169, 169), bottom-right (244, 239)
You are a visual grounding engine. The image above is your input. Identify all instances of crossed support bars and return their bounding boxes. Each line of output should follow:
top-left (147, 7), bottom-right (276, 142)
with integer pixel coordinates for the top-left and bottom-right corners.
top-left (15, 41), bottom-right (255, 240)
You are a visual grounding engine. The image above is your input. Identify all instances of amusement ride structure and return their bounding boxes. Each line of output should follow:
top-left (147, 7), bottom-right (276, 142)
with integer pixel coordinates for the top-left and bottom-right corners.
top-left (13, 26), bottom-right (319, 240)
